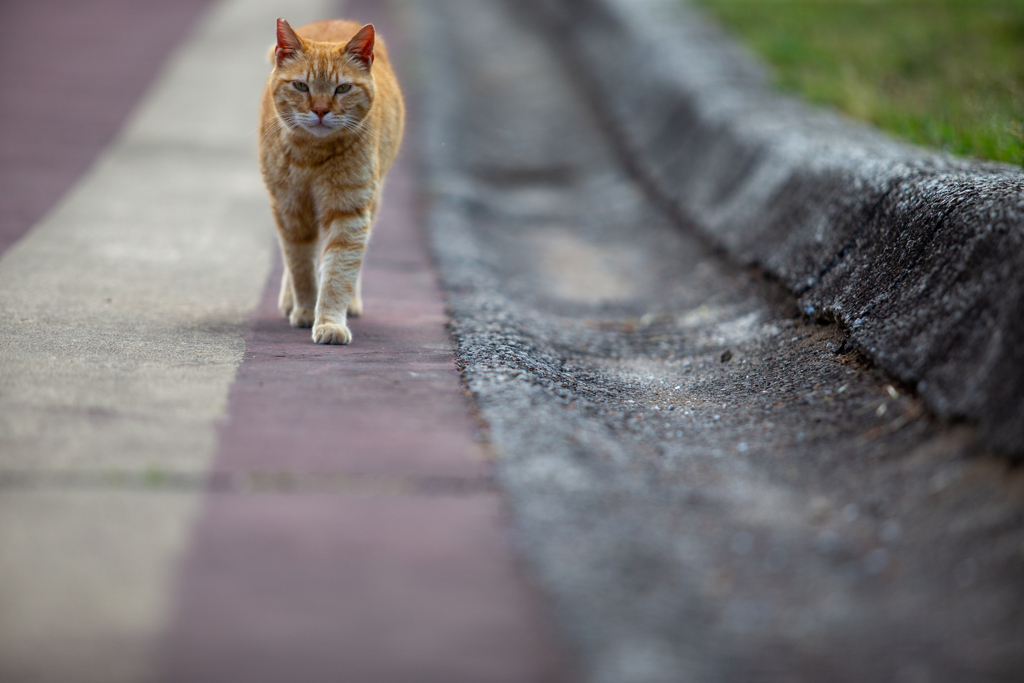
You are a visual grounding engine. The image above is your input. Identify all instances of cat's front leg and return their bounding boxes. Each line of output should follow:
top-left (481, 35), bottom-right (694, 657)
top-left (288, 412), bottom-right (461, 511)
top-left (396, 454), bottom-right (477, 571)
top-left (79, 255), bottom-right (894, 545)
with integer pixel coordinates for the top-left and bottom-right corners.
top-left (271, 204), bottom-right (319, 327)
top-left (347, 272), bottom-right (363, 317)
top-left (312, 209), bottom-right (371, 344)
top-left (278, 238), bottom-right (318, 328)
top-left (278, 266), bottom-right (294, 316)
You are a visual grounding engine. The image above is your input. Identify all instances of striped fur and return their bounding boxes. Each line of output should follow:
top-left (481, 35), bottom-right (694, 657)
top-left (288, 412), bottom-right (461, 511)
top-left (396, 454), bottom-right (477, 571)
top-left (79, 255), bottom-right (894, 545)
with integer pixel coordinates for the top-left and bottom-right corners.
top-left (259, 18), bottom-right (405, 344)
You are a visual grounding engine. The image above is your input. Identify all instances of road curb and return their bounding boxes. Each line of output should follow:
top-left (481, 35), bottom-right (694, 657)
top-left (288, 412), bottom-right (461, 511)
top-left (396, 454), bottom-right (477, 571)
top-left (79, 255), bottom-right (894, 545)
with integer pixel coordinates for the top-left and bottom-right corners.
top-left (531, 0), bottom-right (1024, 455)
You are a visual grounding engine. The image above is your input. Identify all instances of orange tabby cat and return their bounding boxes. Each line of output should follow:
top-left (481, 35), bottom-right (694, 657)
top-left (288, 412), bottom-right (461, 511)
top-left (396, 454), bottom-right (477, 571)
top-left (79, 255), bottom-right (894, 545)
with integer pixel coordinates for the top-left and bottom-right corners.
top-left (258, 18), bottom-right (404, 344)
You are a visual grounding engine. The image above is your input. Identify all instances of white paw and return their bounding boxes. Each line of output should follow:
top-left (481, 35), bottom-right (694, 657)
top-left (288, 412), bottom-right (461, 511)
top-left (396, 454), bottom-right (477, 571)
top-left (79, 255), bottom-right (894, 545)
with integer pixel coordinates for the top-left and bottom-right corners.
top-left (289, 307), bottom-right (315, 328)
top-left (312, 322), bottom-right (352, 345)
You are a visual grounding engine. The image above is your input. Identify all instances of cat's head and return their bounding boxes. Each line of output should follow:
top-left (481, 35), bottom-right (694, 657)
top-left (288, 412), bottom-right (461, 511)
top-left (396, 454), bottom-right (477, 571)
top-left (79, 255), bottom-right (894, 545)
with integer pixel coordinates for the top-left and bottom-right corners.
top-left (270, 19), bottom-right (376, 139)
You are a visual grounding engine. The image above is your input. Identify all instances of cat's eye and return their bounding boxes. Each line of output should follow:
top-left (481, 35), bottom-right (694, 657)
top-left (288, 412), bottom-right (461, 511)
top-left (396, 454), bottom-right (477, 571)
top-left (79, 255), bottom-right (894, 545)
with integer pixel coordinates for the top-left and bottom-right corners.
top-left (292, 81), bottom-right (309, 92)
top-left (336, 84), bottom-right (352, 94)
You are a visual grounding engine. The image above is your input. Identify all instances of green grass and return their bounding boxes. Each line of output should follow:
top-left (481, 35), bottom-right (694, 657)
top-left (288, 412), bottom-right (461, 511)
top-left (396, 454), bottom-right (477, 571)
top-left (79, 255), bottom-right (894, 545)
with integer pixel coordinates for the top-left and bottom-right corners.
top-left (693, 0), bottom-right (1024, 166)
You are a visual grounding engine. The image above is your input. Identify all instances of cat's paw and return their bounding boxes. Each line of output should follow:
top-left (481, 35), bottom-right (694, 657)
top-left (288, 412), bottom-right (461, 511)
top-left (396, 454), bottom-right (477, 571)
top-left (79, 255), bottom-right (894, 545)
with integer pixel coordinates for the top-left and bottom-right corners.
top-left (289, 307), bottom-right (315, 328)
top-left (347, 296), bottom-right (363, 317)
top-left (312, 322), bottom-right (352, 345)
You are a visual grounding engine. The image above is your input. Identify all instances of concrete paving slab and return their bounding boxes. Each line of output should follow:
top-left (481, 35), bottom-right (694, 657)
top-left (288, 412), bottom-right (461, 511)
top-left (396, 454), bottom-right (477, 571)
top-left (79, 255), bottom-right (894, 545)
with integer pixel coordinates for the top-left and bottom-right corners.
top-left (0, 490), bottom-right (200, 683)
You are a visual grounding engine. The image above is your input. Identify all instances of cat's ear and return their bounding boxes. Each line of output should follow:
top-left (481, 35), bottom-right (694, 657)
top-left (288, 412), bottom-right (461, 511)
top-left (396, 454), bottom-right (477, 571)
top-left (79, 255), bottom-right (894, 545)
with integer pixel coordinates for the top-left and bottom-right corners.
top-left (275, 18), bottom-right (303, 67)
top-left (343, 24), bottom-right (375, 70)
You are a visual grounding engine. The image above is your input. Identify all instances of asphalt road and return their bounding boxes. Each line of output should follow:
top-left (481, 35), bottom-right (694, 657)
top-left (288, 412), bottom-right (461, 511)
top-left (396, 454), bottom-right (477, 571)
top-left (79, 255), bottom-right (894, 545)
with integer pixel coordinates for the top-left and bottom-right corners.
top-left (416, 0), bottom-right (1024, 681)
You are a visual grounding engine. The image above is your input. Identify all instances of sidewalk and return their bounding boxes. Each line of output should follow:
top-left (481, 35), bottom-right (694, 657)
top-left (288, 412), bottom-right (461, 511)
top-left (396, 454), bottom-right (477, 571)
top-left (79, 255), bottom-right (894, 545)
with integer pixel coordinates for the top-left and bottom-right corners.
top-left (0, 0), bottom-right (565, 681)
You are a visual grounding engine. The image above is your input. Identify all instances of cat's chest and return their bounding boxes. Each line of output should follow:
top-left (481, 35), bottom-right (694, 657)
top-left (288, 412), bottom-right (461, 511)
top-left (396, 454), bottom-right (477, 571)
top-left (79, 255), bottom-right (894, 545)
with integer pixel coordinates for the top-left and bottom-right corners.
top-left (274, 147), bottom-right (375, 190)
top-left (267, 151), bottom-right (376, 217)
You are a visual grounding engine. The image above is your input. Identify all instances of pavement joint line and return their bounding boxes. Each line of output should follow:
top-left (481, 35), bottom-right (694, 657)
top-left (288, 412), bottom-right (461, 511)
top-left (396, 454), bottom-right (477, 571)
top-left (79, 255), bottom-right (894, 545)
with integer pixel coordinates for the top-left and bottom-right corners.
top-left (0, 470), bottom-right (498, 496)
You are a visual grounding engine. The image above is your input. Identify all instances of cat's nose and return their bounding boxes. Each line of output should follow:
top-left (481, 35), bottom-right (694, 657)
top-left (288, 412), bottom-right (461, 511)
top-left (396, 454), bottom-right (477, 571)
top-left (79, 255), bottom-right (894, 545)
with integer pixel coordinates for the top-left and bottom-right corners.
top-left (312, 105), bottom-right (329, 120)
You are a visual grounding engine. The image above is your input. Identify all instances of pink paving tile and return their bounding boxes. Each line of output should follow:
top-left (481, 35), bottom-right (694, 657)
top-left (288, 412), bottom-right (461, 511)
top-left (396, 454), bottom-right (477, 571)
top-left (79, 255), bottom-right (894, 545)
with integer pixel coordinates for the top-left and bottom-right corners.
top-left (160, 495), bottom-right (564, 683)
top-left (214, 402), bottom-right (489, 476)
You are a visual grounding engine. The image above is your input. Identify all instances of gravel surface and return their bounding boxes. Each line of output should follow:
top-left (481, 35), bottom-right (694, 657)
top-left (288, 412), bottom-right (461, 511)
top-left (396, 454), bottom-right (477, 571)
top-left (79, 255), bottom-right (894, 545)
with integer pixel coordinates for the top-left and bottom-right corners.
top-left (409, 0), bottom-right (1024, 680)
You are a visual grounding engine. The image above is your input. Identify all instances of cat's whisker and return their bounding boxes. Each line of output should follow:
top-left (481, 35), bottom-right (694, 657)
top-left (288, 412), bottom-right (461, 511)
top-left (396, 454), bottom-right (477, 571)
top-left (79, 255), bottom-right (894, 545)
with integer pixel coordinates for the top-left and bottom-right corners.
top-left (258, 119), bottom-right (286, 138)
top-left (257, 114), bottom-right (304, 146)
top-left (344, 116), bottom-right (385, 144)
top-left (258, 115), bottom-right (289, 137)
top-left (257, 121), bottom-right (288, 147)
